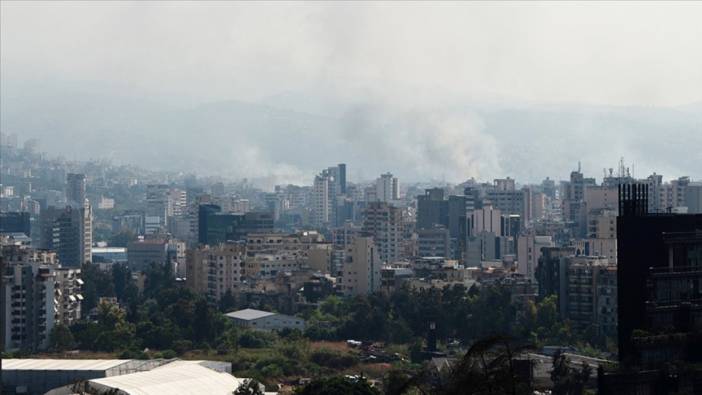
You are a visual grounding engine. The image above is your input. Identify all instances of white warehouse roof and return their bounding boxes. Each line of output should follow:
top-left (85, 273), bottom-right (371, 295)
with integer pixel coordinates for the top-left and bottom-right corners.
top-left (225, 308), bottom-right (277, 321)
top-left (89, 361), bottom-right (245, 395)
top-left (3, 359), bottom-right (132, 371)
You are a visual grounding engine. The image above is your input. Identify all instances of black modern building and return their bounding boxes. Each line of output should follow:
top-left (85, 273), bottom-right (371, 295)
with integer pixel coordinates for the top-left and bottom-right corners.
top-left (0, 211), bottom-right (31, 236)
top-left (416, 189), bottom-right (470, 259)
top-left (198, 204), bottom-right (274, 245)
top-left (617, 183), bottom-right (702, 365)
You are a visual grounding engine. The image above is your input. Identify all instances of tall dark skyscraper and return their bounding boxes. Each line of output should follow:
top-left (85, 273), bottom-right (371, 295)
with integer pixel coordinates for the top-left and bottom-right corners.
top-left (338, 163), bottom-right (346, 194)
top-left (617, 184), bottom-right (702, 365)
top-left (66, 173), bottom-right (87, 207)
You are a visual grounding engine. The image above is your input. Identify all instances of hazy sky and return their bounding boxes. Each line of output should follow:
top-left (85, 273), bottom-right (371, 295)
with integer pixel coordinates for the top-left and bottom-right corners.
top-left (2, 2), bottom-right (701, 185)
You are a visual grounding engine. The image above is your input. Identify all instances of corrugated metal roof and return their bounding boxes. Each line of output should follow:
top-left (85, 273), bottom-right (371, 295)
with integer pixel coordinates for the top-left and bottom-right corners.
top-left (2, 359), bottom-right (132, 371)
top-left (225, 308), bottom-right (276, 321)
top-left (89, 361), bottom-right (244, 395)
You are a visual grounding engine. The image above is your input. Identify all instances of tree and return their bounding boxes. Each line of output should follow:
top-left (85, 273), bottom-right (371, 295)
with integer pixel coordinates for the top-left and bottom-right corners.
top-left (49, 324), bottom-right (75, 352)
top-left (93, 302), bottom-right (137, 352)
top-left (109, 230), bottom-right (137, 247)
top-left (219, 289), bottom-right (237, 312)
top-left (551, 349), bottom-right (592, 395)
top-left (295, 376), bottom-right (380, 395)
top-left (80, 262), bottom-right (116, 312)
top-left (234, 379), bottom-right (264, 395)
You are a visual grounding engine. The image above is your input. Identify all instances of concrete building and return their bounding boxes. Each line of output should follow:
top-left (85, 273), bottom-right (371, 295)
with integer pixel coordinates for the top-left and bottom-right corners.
top-left (685, 182), bottom-right (702, 213)
top-left (112, 211), bottom-right (145, 235)
top-left (245, 253), bottom-right (303, 279)
top-left (2, 245), bottom-right (82, 352)
top-left (494, 177), bottom-right (516, 192)
top-left (587, 208), bottom-right (617, 239)
top-left (311, 172), bottom-right (332, 228)
top-left (186, 243), bottom-right (246, 301)
top-left (340, 236), bottom-right (381, 296)
top-left (145, 184), bottom-right (171, 231)
top-left (584, 185), bottom-right (619, 213)
top-left (516, 234), bottom-right (554, 279)
top-left (561, 256), bottom-right (617, 335)
top-left (91, 247), bottom-right (128, 265)
top-left (97, 196), bottom-right (115, 210)
top-left (54, 267), bottom-right (83, 327)
top-left (471, 205), bottom-right (502, 236)
top-left (380, 265), bottom-right (415, 295)
top-left (362, 201), bottom-right (402, 263)
top-left (417, 226), bottom-right (451, 258)
top-left (226, 308), bottom-right (305, 331)
top-left (127, 238), bottom-right (168, 270)
top-left (245, 231), bottom-right (332, 273)
top-left (375, 172), bottom-right (400, 202)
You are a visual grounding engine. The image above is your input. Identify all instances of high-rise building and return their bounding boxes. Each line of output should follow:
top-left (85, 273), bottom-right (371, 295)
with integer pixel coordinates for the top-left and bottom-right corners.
top-left (61, 174), bottom-right (92, 265)
top-left (561, 256), bottom-right (617, 335)
top-left (66, 173), bottom-right (86, 208)
top-left (340, 236), bottom-right (381, 296)
top-left (337, 163), bottom-right (347, 194)
top-left (311, 173), bottom-right (331, 228)
top-left (684, 182), bottom-right (702, 214)
top-left (493, 177), bottom-right (516, 192)
top-left (417, 226), bottom-right (451, 258)
top-left (536, 246), bottom-right (575, 300)
top-left (616, 183), bottom-right (702, 364)
top-left (417, 188), bottom-right (447, 230)
top-left (198, 204), bottom-right (273, 245)
top-left (375, 173), bottom-right (399, 202)
top-left (471, 205), bottom-right (502, 235)
top-left (39, 206), bottom-right (92, 267)
top-left (516, 234), bottom-right (554, 279)
top-left (146, 184), bottom-right (170, 230)
top-left (186, 243), bottom-right (246, 302)
top-left (1, 244), bottom-right (82, 352)
top-left (362, 202), bottom-right (402, 263)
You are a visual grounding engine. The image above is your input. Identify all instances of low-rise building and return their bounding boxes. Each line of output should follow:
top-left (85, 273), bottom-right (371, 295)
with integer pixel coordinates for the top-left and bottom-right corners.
top-left (225, 308), bottom-right (305, 331)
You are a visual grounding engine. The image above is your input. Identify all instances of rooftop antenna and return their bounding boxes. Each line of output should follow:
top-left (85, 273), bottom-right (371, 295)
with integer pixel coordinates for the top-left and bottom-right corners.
top-left (578, 161), bottom-right (582, 173)
top-left (618, 157), bottom-right (625, 179)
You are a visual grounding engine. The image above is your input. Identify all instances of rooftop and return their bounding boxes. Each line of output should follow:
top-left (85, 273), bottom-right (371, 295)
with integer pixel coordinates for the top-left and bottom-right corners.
top-left (89, 361), bottom-right (245, 395)
top-left (2, 358), bottom-right (132, 371)
top-left (225, 308), bottom-right (277, 321)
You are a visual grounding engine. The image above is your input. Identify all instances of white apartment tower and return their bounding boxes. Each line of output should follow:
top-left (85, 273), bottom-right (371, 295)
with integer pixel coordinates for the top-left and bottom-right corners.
top-left (375, 173), bottom-right (399, 202)
top-left (311, 173), bottom-right (331, 228)
top-left (362, 201), bottom-right (403, 263)
top-left (341, 237), bottom-right (381, 296)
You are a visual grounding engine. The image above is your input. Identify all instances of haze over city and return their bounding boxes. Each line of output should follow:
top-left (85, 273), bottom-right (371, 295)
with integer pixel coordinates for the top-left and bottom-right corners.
top-left (2, 3), bottom-right (702, 395)
top-left (2, 2), bottom-right (701, 186)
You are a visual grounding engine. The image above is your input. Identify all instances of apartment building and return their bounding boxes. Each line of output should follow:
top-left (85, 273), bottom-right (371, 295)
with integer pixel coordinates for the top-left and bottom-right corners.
top-left (362, 201), bottom-right (402, 263)
top-left (185, 243), bottom-right (246, 302)
top-left (340, 237), bottom-right (381, 296)
top-left (1, 244), bottom-right (82, 351)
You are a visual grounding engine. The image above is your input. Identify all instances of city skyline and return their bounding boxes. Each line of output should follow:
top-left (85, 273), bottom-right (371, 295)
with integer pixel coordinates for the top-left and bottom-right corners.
top-left (2, 2), bottom-right (701, 184)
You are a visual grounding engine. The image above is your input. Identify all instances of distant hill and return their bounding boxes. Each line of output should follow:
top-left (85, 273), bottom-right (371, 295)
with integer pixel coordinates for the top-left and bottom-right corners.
top-left (2, 83), bottom-right (700, 185)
